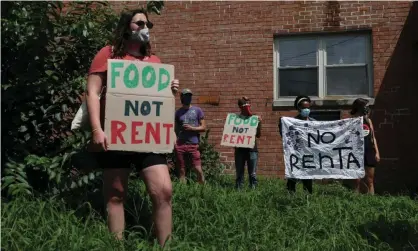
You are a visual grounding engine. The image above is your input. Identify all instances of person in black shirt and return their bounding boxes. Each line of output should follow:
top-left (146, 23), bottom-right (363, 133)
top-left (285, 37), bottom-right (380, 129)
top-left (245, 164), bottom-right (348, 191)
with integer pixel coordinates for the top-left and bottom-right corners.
top-left (234, 97), bottom-right (262, 189)
top-left (350, 98), bottom-right (380, 195)
top-left (279, 96), bottom-right (315, 194)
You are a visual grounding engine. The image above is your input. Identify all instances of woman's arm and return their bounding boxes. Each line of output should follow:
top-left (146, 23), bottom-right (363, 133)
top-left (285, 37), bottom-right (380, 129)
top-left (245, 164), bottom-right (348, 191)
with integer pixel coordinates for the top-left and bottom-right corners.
top-left (86, 73), bottom-right (104, 132)
top-left (369, 118), bottom-right (380, 161)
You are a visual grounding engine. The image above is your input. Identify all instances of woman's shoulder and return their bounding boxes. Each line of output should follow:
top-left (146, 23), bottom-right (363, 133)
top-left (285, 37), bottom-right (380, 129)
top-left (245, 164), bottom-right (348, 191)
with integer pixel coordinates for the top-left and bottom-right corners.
top-left (89, 45), bottom-right (113, 74)
top-left (147, 54), bottom-right (161, 63)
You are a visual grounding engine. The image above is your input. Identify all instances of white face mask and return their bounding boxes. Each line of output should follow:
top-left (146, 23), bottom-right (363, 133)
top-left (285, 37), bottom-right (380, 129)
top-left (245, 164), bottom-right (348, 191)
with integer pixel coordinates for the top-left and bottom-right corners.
top-left (131, 27), bottom-right (149, 43)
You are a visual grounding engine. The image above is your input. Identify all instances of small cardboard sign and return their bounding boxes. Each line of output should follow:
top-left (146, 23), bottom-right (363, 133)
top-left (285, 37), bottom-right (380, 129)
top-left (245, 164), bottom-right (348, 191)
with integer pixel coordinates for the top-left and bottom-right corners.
top-left (220, 113), bottom-right (259, 148)
top-left (104, 59), bottom-right (175, 153)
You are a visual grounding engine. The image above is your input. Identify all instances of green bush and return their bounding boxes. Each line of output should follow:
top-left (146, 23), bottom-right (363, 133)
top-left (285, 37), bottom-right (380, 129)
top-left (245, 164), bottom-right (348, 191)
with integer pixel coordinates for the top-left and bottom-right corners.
top-left (1, 1), bottom-right (165, 197)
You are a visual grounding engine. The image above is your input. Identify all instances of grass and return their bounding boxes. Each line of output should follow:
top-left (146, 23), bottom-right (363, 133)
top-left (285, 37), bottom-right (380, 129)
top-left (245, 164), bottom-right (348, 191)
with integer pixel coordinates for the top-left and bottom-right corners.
top-left (2, 178), bottom-right (418, 251)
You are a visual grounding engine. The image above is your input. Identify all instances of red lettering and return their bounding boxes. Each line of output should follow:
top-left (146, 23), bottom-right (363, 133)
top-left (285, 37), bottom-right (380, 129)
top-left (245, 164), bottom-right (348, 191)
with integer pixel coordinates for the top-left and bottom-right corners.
top-left (131, 121), bottom-right (143, 144)
top-left (246, 135), bottom-right (252, 145)
top-left (229, 135), bottom-right (236, 144)
top-left (163, 123), bottom-right (173, 144)
top-left (111, 120), bottom-right (127, 144)
top-left (223, 134), bottom-right (229, 142)
top-left (236, 135), bottom-right (245, 144)
top-left (145, 122), bottom-right (161, 144)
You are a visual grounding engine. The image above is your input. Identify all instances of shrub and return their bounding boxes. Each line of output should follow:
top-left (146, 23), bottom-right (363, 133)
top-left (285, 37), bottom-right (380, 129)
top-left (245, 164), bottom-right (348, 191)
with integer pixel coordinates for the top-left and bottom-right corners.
top-left (1, 1), bottom-right (165, 197)
top-left (169, 130), bottom-right (226, 184)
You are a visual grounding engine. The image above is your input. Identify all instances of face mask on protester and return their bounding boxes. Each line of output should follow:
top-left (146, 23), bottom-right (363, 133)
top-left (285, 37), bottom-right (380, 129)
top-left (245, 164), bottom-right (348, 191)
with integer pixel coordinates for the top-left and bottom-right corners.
top-left (241, 104), bottom-right (253, 116)
top-left (181, 95), bottom-right (192, 106)
top-left (300, 108), bottom-right (310, 118)
top-left (131, 27), bottom-right (150, 43)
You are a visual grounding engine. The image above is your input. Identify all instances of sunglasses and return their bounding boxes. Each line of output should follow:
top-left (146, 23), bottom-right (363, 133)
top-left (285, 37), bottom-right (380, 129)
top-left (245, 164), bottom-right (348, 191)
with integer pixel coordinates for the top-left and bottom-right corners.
top-left (132, 20), bottom-right (153, 29)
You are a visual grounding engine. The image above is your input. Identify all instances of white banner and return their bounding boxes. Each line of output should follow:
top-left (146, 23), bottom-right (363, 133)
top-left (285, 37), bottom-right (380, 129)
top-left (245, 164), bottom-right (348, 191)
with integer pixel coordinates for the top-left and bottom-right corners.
top-left (281, 117), bottom-right (365, 179)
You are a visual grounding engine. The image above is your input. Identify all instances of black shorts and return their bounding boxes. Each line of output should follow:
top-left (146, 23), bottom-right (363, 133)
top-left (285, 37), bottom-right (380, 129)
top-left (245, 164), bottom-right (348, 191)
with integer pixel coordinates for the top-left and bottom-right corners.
top-left (364, 149), bottom-right (377, 167)
top-left (95, 151), bottom-right (167, 171)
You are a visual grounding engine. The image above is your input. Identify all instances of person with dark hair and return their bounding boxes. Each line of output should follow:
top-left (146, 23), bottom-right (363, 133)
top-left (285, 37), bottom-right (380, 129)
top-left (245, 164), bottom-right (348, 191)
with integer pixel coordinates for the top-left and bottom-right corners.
top-left (174, 88), bottom-right (206, 184)
top-left (279, 95), bottom-right (315, 194)
top-left (85, 9), bottom-right (179, 245)
top-left (350, 98), bottom-right (380, 195)
top-left (234, 96), bottom-right (262, 189)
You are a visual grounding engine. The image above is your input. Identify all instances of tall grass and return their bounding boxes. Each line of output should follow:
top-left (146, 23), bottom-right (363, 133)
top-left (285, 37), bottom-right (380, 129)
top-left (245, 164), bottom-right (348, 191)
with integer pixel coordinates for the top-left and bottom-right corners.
top-left (2, 178), bottom-right (417, 251)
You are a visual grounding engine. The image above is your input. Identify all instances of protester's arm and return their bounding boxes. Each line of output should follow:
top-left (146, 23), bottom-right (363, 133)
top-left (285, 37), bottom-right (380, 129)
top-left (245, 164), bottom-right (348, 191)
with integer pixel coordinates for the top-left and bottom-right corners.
top-left (192, 119), bottom-right (206, 132)
top-left (174, 114), bottom-right (180, 137)
top-left (193, 109), bottom-right (206, 132)
top-left (256, 116), bottom-right (262, 138)
top-left (86, 73), bottom-right (104, 132)
top-left (369, 118), bottom-right (380, 162)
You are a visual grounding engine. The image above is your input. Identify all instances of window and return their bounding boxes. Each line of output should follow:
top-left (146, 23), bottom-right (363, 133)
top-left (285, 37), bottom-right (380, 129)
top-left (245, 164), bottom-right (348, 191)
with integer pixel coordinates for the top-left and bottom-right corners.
top-left (273, 33), bottom-right (373, 106)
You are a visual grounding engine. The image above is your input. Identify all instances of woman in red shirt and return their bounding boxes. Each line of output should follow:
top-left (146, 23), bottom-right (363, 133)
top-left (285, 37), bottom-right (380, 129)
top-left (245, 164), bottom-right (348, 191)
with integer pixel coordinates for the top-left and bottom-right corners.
top-left (86, 9), bottom-right (179, 246)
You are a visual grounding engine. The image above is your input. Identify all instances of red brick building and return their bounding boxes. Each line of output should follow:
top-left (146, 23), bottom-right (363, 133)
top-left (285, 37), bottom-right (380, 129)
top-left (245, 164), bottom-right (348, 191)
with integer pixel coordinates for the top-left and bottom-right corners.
top-left (111, 1), bottom-right (418, 194)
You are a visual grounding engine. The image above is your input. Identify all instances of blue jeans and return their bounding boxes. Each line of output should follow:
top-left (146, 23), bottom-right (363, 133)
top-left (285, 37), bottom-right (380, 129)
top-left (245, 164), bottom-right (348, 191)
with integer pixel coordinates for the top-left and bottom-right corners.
top-left (235, 149), bottom-right (258, 189)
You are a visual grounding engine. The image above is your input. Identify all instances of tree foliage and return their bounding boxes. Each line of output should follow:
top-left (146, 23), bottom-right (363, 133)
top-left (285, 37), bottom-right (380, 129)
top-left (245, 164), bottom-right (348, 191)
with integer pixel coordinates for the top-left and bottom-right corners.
top-left (1, 1), bottom-right (121, 197)
top-left (1, 1), bottom-right (224, 198)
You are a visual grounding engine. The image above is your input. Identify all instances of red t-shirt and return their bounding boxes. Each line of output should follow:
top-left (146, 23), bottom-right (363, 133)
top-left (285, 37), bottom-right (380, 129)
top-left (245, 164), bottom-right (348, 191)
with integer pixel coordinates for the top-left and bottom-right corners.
top-left (89, 45), bottom-right (161, 74)
top-left (88, 45), bottom-right (162, 128)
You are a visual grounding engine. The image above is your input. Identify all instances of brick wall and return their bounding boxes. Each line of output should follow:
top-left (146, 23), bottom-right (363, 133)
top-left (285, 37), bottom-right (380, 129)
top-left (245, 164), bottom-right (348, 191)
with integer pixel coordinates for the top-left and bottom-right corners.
top-left (109, 1), bottom-right (417, 193)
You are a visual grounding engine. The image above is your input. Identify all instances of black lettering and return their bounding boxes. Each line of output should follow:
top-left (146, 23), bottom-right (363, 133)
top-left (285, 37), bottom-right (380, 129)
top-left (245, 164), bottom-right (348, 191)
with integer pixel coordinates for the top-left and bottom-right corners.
top-left (290, 154), bottom-right (300, 171)
top-left (302, 155), bottom-right (315, 169)
top-left (319, 153), bottom-right (334, 169)
top-left (124, 100), bottom-right (139, 116)
top-left (320, 132), bottom-right (336, 144)
top-left (332, 147), bottom-right (353, 169)
top-left (308, 130), bottom-right (320, 147)
top-left (347, 152), bottom-right (360, 169)
top-left (140, 101), bottom-right (151, 116)
top-left (232, 126), bottom-right (239, 133)
top-left (152, 101), bottom-right (163, 116)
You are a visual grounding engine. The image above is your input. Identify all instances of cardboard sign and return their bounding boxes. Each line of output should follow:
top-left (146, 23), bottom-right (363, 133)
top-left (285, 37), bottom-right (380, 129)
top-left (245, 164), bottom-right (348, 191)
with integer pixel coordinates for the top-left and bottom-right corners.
top-left (281, 117), bottom-right (365, 179)
top-left (220, 113), bottom-right (259, 148)
top-left (104, 59), bottom-right (175, 153)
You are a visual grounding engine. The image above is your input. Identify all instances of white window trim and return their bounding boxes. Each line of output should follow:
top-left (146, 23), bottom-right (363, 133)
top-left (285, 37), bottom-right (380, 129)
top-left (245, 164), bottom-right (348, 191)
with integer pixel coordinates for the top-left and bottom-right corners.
top-left (273, 33), bottom-right (375, 107)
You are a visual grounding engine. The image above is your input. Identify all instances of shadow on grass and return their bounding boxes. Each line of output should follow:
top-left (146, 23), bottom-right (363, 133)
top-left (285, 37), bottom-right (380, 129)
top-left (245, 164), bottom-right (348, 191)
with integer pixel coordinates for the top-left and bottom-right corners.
top-left (358, 215), bottom-right (418, 251)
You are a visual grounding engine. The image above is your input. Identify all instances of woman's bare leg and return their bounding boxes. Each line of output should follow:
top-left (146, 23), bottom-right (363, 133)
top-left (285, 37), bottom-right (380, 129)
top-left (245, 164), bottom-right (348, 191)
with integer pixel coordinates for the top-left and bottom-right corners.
top-left (365, 167), bottom-right (375, 195)
top-left (103, 168), bottom-right (131, 240)
top-left (141, 164), bottom-right (173, 246)
top-left (354, 178), bottom-right (361, 193)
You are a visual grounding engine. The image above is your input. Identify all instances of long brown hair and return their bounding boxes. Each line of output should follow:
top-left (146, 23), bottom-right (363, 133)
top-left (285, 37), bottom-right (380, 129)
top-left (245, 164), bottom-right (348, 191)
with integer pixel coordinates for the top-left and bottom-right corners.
top-left (350, 98), bottom-right (369, 115)
top-left (111, 9), bottom-right (152, 58)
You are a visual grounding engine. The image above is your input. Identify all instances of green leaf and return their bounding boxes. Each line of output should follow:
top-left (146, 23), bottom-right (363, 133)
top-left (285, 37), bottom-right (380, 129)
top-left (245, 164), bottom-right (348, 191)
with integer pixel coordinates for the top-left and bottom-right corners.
top-left (50, 163), bottom-right (59, 169)
top-left (50, 171), bottom-right (56, 179)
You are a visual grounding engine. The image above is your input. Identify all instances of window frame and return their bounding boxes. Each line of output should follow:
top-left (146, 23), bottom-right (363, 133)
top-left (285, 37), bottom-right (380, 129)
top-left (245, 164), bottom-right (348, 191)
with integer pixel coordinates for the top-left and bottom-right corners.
top-left (273, 31), bottom-right (375, 107)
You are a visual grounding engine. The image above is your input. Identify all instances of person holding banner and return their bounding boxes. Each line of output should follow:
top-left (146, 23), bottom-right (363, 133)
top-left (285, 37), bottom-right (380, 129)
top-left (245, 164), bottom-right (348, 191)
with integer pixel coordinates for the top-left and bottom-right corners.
top-left (279, 95), bottom-right (315, 194)
top-left (174, 88), bottom-right (206, 184)
top-left (350, 98), bottom-right (380, 195)
top-left (234, 97), bottom-right (262, 189)
top-left (85, 9), bottom-right (179, 246)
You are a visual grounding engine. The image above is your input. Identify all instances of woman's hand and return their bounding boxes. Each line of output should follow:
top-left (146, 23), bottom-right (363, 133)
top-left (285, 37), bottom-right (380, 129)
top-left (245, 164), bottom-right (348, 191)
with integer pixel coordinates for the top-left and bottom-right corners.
top-left (91, 129), bottom-right (108, 152)
top-left (375, 152), bottom-right (380, 163)
top-left (171, 79), bottom-right (179, 95)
